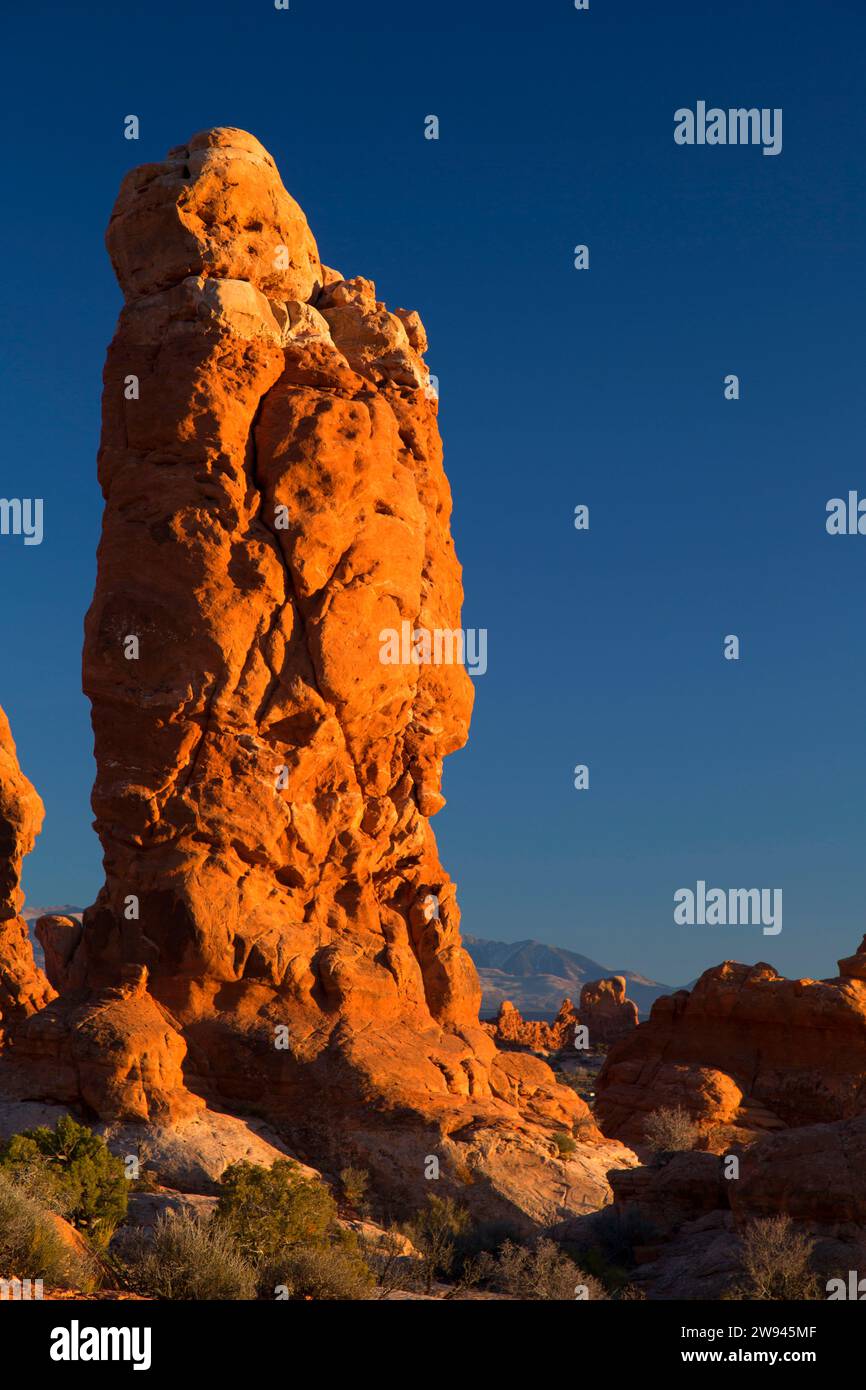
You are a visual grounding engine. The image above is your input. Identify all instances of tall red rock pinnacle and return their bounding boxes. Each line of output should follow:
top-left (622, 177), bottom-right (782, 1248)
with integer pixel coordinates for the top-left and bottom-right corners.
top-left (43, 129), bottom-right (630, 1219)
top-left (80, 129), bottom-right (477, 1031)
top-left (0, 707), bottom-right (55, 1030)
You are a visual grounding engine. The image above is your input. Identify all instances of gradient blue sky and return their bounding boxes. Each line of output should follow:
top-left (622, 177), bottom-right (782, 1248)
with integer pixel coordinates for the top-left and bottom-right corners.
top-left (1, 0), bottom-right (863, 985)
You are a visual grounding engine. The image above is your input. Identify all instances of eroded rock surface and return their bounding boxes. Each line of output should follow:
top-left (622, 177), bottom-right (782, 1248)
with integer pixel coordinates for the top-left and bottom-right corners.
top-left (595, 952), bottom-right (866, 1144)
top-left (0, 707), bottom-right (55, 1031)
top-left (0, 128), bottom-right (635, 1224)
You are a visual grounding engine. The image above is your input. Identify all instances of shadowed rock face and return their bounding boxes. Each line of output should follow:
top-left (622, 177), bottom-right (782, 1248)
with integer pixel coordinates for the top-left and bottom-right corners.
top-left (18, 128), bottom-right (635, 1221)
top-left (579, 976), bottom-right (638, 1045)
top-left (595, 950), bottom-right (866, 1144)
top-left (0, 708), bottom-right (54, 1028)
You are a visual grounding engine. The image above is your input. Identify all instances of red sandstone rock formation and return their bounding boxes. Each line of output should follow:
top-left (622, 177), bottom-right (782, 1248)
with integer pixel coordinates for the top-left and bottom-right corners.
top-left (595, 1113), bottom-right (866, 1296)
top-left (727, 1114), bottom-right (866, 1226)
top-left (0, 712), bottom-right (191, 1125)
top-left (483, 998), bottom-right (579, 1051)
top-left (0, 708), bottom-right (55, 1032)
top-left (11, 964), bottom-right (202, 1126)
top-left (484, 982), bottom-right (637, 1053)
top-left (579, 976), bottom-right (638, 1045)
top-left (0, 129), bottom-right (636, 1225)
top-left (595, 950), bottom-right (866, 1144)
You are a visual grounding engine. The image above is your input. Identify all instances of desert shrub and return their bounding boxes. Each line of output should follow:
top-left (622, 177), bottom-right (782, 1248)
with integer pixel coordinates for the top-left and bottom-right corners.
top-left (552, 1131), bottom-right (577, 1157)
top-left (125, 1211), bottom-right (256, 1300)
top-left (1, 1153), bottom-right (72, 1217)
top-left (727, 1216), bottom-right (820, 1301)
top-left (0, 1170), bottom-right (96, 1290)
top-left (493, 1237), bottom-right (605, 1300)
top-left (339, 1166), bottom-right (369, 1213)
top-left (643, 1105), bottom-right (700, 1156)
top-left (263, 1233), bottom-right (375, 1301)
top-left (363, 1227), bottom-right (420, 1297)
top-left (615, 1282), bottom-right (647, 1300)
top-left (573, 1113), bottom-right (597, 1141)
top-left (129, 1167), bottom-right (160, 1194)
top-left (404, 1194), bottom-right (471, 1292)
top-left (0, 1114), bottom-right (127, 1242)
top-left (214, 1159), bottom-right (338, 1261)
top-left (555, 1066), bottom-right (598, 1101)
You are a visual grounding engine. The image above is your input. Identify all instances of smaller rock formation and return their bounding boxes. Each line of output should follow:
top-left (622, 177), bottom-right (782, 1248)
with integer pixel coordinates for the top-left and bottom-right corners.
top-left (837, 934), bottom-right (866, 981)
top-left (484, 980), bottom-right (638, 1052)
top-left (483, 998), bottom-right (579, 1051)
top-left (35, 914), bottom-right (84, 991)
top-left (595, 950), bottom-right (866, 1144)
top-left (0, 708), bottom-right (55, 1033)
top-left (6, 965), bottom-right (200, 1126)
top-left (579, 976), bottom-right (639, 1045)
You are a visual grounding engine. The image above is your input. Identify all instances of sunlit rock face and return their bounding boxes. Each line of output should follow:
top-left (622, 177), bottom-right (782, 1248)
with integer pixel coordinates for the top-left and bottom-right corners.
top-left (0, 707), bottom-right (54, 1032)
top-left (8, 129), bottom-right (638, 1224)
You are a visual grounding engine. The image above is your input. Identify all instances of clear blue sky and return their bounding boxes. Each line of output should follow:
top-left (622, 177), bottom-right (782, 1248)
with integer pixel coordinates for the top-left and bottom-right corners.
top-left (1, 0), bottom-right (864, 986)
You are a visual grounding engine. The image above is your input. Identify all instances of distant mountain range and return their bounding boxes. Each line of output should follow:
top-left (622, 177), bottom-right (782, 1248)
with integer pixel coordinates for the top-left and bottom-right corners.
top-left (463, 934), bottom-right (686, 1019)
top-left (22, 905), bottom-right (83, 923)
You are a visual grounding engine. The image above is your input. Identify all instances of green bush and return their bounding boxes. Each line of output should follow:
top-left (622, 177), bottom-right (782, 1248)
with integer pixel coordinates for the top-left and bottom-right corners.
top-left (0, 1114), bottom-right (127, 1242)
top-left (0, 1170), bottom-right (96, 1290)
top-left (214, 1160), bottom-right (338, 1261)
top-left (125, 1212), bottom-right (256, 1301)
top-left (552, 1131), bottom-right (577, 1157)
top-left (263, 1234), bottom-right (375, 1301)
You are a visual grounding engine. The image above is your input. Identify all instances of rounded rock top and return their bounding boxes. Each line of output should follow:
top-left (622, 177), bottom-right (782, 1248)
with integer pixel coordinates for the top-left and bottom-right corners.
top-left (108, 127), bottom-right (322, 304)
